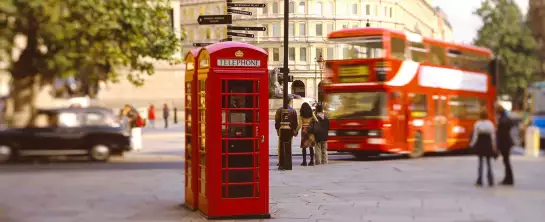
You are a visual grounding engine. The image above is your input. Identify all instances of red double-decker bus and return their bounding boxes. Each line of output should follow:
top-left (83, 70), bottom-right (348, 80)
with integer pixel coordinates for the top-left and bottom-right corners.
top-left (322, 28), bottom-right (498, 158)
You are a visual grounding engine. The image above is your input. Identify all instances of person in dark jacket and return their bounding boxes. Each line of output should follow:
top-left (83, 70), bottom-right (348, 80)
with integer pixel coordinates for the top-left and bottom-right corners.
top-left (469, 111), bottom-right (498, 187)
top-left (274, 97), bottom-right (298, 168)
top-left (496, 105), bottom-right (515, 185)
top-left (163, 103), bottom-right (170, 128)
top-left (312, 104), bottom-right (330, 165)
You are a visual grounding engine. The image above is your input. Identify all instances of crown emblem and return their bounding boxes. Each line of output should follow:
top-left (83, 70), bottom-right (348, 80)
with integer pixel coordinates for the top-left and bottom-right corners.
top-left (235, 50), bottom-right (244, 58)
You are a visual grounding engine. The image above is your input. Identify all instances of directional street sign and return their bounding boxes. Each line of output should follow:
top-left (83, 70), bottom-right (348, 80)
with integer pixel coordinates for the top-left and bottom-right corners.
top-left (227, 3), bottom-right (266, 8)
top-left (197, 15), bottom-right (232, 25)
top-left (193, 43), bottom-right (213, 47)
top-left (227, 25), bottom-right (266, 31)
top-left (227, 8), bottom-right (252, 15)
top-left (227, 32), bottom-right (254, 38)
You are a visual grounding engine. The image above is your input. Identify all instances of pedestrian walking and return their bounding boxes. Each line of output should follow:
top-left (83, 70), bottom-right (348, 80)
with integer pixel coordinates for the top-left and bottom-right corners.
top-left (163, 103), bottom-right (170, 129)
top-left (274, 97), bottom-right (298, 169)
top-left (496, 105), bottom-right (515, 186)
top-left (148, 105), bottom-right (156, 128)
top-left (311, 104), bottom-right (330, 165)
top-left (469, 111), bottom-right (498, 187)
top-left (296, 102), bottom-right (317, 166)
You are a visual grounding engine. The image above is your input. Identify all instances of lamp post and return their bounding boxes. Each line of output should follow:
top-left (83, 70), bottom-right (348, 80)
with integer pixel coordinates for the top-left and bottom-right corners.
top-left (278, 0), bottom-right (293, 170)
top-left (316, 53), bottom-right (325, 104)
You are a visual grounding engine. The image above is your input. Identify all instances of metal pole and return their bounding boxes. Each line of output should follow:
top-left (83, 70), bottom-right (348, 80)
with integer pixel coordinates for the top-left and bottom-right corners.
top-left (278, 0), bottom-right (292, 170)
top-left (314, 59), bottom-right (317, 101)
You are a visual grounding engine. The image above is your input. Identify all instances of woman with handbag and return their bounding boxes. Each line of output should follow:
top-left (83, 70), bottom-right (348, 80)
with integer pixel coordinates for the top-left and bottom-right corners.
top-left (296, 102), bottom-right (318, 166)
top-left (469, 111), bottom-right (498, 187)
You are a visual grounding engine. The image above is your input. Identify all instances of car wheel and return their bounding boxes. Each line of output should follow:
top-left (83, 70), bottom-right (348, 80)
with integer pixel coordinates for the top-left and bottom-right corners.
top-left (409, 132), bottom-right (424, 158)
top-left (88, 144), bottom-right (111, 162)
top-left (0, 145), bottom-right (14, 163)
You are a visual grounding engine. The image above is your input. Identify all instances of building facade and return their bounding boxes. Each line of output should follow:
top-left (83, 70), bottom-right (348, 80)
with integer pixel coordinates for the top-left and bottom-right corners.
top-left (180, 0), bottom-right (453, 99)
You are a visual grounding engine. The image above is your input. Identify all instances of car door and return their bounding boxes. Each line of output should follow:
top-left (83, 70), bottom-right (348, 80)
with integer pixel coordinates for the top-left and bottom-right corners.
top-left (30, 111), bottom-right (60, 154)
top-left (54, 111), bottom-right (86, 151)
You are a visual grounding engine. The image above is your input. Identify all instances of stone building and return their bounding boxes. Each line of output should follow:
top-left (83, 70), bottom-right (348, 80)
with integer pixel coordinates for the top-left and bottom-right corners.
top-left (180, 0), bottom-right (453, 100)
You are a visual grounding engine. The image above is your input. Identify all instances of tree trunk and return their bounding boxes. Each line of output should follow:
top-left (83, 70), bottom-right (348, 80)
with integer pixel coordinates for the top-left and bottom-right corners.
top-left (3, 75), bottom-right (41, 128)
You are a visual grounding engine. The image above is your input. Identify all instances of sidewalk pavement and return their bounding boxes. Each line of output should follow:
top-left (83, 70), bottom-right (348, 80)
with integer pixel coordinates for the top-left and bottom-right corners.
top-left (1, 155), bottom-right (544, 222)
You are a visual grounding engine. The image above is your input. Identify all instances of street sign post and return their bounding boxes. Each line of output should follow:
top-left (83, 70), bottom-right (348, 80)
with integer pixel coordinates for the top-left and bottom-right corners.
top-left (193, 43), bottom-right (213, 47)
top-left (227, 26), bottom-right (266, 31)
top-left (227, 3), bottom-right (266, 8)
top-left (227, 32), bottom-right (254, 38)
top-left (227, 8), bottom-right (252, 15)
top-left (197, 15), bottom-right (232, 25)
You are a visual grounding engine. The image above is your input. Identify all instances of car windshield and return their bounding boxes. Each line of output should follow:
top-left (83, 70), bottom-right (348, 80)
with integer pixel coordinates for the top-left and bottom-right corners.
top-left (325, 92), bottom-right (387, 120)
top-left (329, 36), bottom-right (385, 60)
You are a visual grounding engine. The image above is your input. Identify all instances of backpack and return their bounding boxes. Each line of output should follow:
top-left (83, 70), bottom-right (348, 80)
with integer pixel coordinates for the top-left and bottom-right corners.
top-left (309, 117), bottom-right (323, 135)
top-left (135, 115), bottom-right (144, 127)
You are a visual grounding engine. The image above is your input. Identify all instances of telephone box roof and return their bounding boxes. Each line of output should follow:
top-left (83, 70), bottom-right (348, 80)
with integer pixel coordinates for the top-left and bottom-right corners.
top-left (205, 41), bottom-right (267, 55)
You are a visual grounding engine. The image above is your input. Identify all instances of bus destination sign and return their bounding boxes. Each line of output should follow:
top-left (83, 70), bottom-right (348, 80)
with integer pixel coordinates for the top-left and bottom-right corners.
top-left (338, 65), bottom-right (369, 83)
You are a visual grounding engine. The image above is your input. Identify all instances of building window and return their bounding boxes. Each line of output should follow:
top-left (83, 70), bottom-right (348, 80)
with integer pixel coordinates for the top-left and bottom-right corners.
top-left (263, 48), bottom-right (269, 57)
top-left (375, 5), bottom-right (379, 16)
top-left (289, 48), bottom-right (296, 61)
top-left (299, 23), bottom-right (306, 36)
top-left (315, 2), bottom-right (322, 16)
top-left (273, 48), bottom-right (280, 61)
top-left (289, 23), bottom-right (295, 36)
top-left (298, 2), bottom-right (306, 14)
top-left (206, 29), bottom-right (211, 39)
top-left (273, 23), bottom-right (280, 37)
top-left (342, 24), bottom-right (348, 29)
top-left (300, 47), bottom-right (307, 62)
top-left (352, 3), bottom-right (358, 15)
top-left (352, 24), bottom-right (358, 28)
top-left (327, 23), bottom-right (334, 33)
top-left (262, 4), bottom-right (268, 14)
top-left (291, 80), bottom-right (306, 97)
top-left (316, 48), bottom-right (323, 60)
top-left (273, 2), bottom-right (279, 13)
top-left (327, 47), bottom-right (334, 60)
top-left (316, 23), bottom-right (323, 36)
top-left (384, 7), bottom-right (388, 17)
top-left (289, 1), bottom-right (295, 13)
top-left (366, 5), bottom-right (370, 15)
top-left (327, 2), bottom-right (334, 15)
top-left (390, 7), bottom-right (393, 17)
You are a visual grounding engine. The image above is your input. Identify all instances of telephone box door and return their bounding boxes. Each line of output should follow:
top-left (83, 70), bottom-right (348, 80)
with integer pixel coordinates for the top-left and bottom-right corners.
top-left (184, 50), bottom-right (198, 210)
top-left (218, 78), bottom-right (269, 216)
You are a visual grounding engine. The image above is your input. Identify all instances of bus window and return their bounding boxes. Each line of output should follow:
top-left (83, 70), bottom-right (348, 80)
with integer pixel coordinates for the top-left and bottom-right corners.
top-left (326, 92), bottom-right (387, 119)
top-left (429, 45), bottom-right (446, 66)
top-left (447, 49), bottom-right (462, 68)
top-left (449, 96), bottom-right (485, 119)
top-left (409, 42), bottom-right (428, 63)
top-left (391, 37), bottom-right (406, 60)
top-left (409, 94), bottom-right (428, 117)
top-left (466, 52), bottom-right (489, 72)
top-left (330, 36), bottom-right (385, 59)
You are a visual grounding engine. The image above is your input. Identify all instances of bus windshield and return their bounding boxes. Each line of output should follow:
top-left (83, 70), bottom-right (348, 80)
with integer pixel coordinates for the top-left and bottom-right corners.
top-left (325, 92), bottom-right (387, 119)
top-left (329, 36), bottom-right (385, 60)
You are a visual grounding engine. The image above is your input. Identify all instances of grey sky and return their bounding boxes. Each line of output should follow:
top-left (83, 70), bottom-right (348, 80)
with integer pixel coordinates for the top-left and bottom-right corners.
top-left (433, 0), bottom-right (529, 43)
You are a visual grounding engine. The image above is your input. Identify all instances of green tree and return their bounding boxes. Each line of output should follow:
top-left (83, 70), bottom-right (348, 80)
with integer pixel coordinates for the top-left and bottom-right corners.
top-left (0, 0), bottom-right (180, 127)
top-left (474, 0), bottom-right (540, 109)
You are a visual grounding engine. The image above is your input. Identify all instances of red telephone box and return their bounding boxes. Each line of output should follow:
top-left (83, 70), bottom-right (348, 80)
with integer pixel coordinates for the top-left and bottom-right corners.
top-left (194, 42), bottom-right (270, 219)
top-left (184, 48), bottom-right (201, 210)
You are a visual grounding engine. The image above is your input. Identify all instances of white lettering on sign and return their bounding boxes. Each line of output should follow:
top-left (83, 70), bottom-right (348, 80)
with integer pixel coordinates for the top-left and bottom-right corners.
top-left (217, 59), bottom-right (261, 67)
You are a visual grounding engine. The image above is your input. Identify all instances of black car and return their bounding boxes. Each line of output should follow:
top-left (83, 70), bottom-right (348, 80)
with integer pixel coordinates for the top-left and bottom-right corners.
top-left (0, 107), bottom-right (131, 163)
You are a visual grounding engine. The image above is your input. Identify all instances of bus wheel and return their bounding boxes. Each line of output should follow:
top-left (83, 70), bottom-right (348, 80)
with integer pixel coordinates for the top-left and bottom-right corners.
top-left (409, 132), bottom-right (424, 158)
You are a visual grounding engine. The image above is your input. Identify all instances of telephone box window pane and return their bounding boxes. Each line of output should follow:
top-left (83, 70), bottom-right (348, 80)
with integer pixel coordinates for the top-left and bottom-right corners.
top-left (227, 155), bottom-right (254, 168)
top-left (227, 185), bottom-right (254, 198)
top-left (222, 124), bottom-right (227, 137)
top-left (186, 138), bottom-right (191, 153)
top-left (228, 111), bottom-right (253, 124)
top-left (200, 153), bottom-right (206, 165)
top-left (227, 140), bottom-right (254, 153)
top-left (228, 125), bottom-right (254, 138)
top-left (229, 95), bottom-right (254, 108)
top-left (222, 80), bottom-right (227, 93)
top-left (200, 181), bottom-right (206, 196)
top-left (255, 154), bottom-right (260, 167)
top-left (255, 80), bottom-right (259, 92)
top-left (222, 186), bottom-right (227, 198)
top-left (255, 111), bottom-right (260, 122)
top-left (226, 170), bottom-right (254, 183)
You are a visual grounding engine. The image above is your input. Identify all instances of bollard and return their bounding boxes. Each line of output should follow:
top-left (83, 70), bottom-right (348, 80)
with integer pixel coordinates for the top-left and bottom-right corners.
top-left (131, 127), bottom-right (143, 151)
top-left (174, 107), bottom-right (178, 124)
top-left (525, 126), bottom-right (540, 157)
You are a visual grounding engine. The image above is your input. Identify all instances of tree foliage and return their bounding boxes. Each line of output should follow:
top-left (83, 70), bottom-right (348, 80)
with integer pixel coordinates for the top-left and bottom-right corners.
top-left (1, 0), bottom-right (180, 84)
top-left (474, 0), bottom-right (540, 103)
top-left (0, 0), bottom-right (180, 126)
